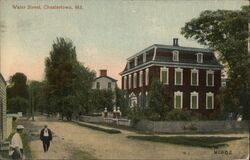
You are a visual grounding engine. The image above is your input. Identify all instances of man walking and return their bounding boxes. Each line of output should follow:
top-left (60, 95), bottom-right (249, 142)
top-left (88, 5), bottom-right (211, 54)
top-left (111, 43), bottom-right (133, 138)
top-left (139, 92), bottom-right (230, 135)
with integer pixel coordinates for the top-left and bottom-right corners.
top-left (10, 125), bottom-right (24, 160)
top-left (40, 123), bottom-right (52, 152)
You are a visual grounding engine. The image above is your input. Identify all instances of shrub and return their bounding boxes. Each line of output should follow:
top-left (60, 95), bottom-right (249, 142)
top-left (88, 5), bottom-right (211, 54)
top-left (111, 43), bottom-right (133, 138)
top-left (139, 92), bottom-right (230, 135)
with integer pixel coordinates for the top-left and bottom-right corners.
top-left (165, 110), bottom-right (194, 121)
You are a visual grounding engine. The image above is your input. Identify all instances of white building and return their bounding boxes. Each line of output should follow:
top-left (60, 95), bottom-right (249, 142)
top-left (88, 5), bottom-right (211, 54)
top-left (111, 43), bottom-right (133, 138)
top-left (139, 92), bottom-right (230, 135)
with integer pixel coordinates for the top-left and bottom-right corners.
top-left (92, 70), bottom-right (117, 91)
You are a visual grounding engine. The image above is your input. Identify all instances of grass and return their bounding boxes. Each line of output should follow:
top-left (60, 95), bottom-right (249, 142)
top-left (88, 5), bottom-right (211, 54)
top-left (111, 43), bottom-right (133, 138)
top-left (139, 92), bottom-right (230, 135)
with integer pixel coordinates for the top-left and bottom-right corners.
top-left (127, 136), bottom-right (243, 148)
top-left (70, 149), bottom-right (97, 160)
top-left (77, 122), bottom-right (121, 134)
top-left (20, 131), bottom-right (32, 159)
top-left (87, 121), bottom-right (248, 135)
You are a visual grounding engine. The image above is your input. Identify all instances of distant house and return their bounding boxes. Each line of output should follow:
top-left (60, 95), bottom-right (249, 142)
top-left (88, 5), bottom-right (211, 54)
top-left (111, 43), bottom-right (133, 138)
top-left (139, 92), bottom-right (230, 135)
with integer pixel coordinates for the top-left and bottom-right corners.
top-left (120, 38), bottom-right (223, 116)
top-left (92, 69), bottom-right (117, 91)
top-left (0, 73), bottom-right (8, 157)
top-left (0, 73), bottom-right (7, 142)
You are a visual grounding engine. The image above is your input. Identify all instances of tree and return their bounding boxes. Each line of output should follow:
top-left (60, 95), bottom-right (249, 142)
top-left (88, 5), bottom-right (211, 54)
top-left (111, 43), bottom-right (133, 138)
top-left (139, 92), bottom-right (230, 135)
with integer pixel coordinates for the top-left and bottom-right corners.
top-left (7, 72), bottom-right (29, 114)
top-left (116, 88), bottom-right (129, 116)
top-left (7, 72), bottom-right (29, 99)
top-left (89, 89), bottom-right (114, 113)
top-left (7, 97), bottom-right (29, 114)
top-left (147, 80), bottom-right (168, 120)
top-left (44, 37), bottom-right (95, 119)
top-left (181, 6), bottom-right (250, 119)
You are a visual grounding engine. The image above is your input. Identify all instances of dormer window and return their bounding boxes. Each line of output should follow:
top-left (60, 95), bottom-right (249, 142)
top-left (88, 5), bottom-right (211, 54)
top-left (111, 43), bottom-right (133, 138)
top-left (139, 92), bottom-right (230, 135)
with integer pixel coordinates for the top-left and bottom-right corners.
top-left (127, 61), bottom-right (130, 69)
top-left (173, 50), bottom-right (179, 61)
top-left (143, 53), bottom-right (146, 63)
top-left (134, 57), bottom-right (138, 66)
top-left (197, 53), bottom-right (203, 63)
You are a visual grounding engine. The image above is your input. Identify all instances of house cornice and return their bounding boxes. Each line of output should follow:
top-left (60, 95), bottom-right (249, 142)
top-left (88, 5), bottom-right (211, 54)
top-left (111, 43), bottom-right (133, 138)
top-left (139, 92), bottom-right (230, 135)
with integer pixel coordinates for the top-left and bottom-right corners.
top-left (126, 44), bottom-right (214, 61)
top-left (120, 61), bottom-right (223, 76)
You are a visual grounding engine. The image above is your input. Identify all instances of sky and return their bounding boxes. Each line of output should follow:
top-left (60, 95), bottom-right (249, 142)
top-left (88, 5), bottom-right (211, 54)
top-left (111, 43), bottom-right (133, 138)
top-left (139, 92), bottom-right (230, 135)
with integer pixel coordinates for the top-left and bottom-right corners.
top-left (0, 0), bottom-right (248, 87)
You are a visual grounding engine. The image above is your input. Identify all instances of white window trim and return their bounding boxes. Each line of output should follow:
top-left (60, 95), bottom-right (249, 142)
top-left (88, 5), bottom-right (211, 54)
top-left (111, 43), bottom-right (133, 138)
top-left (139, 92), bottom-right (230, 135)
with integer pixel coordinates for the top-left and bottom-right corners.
top-left (190, 91), bottom-right (199, 109)
top-left (191, 69), bottom-right (199, 86)
top-left (175, 68), bottom-right (183, 85)
top-left (160, 67), bottom-right (169, 85)
top-left (174, 91), bottom-right (183, 109)
top-left (173, 50), bottom-right (179, 61)
top-left (133, 73), bottom-right (137, 88)
top-left (127, 61), bottom-right (130, 69)
top-left (134, 57), bottom-right (138, 66)
top-left (143, 53), bottom-right (146, 63)
top-left (206, 92), bottom-right (214, 109)
top-left (145, 68), bottom-right (149, 86)
top-left (206, 70), bottom-right (214, 86)
top-left (124, 76), bottom-right (127, 90)
top-left (139, 71), bottom-right (143, 87)
top-left (197, 53), bottom-right (203, 63)
top-left (128, 74), bottom-right (132, 89)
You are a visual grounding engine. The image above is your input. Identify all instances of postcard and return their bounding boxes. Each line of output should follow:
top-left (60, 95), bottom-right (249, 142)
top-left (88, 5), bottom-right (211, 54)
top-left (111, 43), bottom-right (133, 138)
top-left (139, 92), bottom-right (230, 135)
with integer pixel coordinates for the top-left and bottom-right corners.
top-left (0, 0), bottom-right (249, 160)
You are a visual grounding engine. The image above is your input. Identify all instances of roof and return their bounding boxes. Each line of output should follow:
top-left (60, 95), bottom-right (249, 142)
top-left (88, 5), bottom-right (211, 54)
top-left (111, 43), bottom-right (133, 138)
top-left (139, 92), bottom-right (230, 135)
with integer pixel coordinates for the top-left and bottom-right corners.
top-left (121, 44), bottom-right (222, 75)
top-left (0, 73), bottom-right (7, 86)
top-left (94, 76), bottom-right (117, 82)
top-left (127, 44), bottom-right (214, 60)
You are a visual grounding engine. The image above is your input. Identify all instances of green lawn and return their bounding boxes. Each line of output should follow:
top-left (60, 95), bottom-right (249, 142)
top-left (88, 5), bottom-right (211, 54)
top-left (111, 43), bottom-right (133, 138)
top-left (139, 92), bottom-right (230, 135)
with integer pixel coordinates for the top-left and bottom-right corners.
top-left (70, 149), bottom-right (97, 160)
top-left (127, 136), bottom-right (243, 148)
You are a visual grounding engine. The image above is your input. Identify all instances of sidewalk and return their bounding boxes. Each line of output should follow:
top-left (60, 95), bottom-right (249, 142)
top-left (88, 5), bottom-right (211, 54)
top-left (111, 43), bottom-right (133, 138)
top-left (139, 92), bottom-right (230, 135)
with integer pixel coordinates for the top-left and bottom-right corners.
top-left (73, 120), bottom-right (249, 138)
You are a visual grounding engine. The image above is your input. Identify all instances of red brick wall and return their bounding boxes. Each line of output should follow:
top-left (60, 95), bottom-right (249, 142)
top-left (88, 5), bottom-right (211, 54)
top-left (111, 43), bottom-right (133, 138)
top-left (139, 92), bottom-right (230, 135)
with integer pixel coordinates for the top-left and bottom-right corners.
top-left (122, 65), bottom-right (221, 116)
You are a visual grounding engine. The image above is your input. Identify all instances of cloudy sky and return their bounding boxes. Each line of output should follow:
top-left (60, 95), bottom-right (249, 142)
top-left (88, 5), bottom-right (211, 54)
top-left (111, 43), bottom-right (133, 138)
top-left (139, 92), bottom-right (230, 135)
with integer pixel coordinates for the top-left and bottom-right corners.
top-left (0, 0), bottom-right (248, 86)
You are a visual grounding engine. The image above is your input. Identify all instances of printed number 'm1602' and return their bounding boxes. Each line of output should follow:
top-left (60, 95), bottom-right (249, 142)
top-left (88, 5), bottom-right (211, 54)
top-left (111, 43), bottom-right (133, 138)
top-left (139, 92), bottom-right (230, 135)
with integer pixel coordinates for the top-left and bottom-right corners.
top-left (75, 5), bottom-right (83, 9)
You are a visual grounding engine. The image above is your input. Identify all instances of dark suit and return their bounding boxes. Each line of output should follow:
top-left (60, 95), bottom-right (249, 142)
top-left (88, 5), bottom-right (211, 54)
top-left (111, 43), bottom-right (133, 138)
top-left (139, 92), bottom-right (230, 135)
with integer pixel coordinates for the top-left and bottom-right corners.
top-left (40, 128), bottom-right (52, 152)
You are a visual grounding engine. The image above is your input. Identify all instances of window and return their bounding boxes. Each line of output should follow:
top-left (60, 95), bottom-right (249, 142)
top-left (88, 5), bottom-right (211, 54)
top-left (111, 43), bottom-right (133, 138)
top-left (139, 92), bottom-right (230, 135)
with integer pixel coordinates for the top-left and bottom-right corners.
top-left (206, 92), bottom-right (214, 109)
top-left (124, 76), bottom-right (127, 90)
top-left (197, 53), bottom-right (203, 63)
top-left (108, 82), bottom-right (111, 89)
top-left (190, 92), bottom-right (198, 109)
top-left (143, 53), bottom-right (146, 63)
top-left (129, 74), bottom-right (132, 89)
top-left (160, 67), bottom-right (169, 84)
top-left (134, 57), bottom-right (138, 66)
top-left (139, 71), bottom-right (143, 87)
top-left (145, 92), bottom-right (148, 108)
top-left (175, 68), bottom-right (183, 85)
top-left (191, 69), bottom-right (199, 86)
top-left (96, 82), bottom-right (100, 89)
top-left (174, 91), bottom-right (183, 109)
top-left (133, 73), bottom-right (137, 88)
top-left (127, 61), bottom-right (130, 69)
top-left (145, 68), bottom-right (149, 86)
top-left (173, 50), bottom-right (179, 61)
top-left (206, 70), bottom-right (214, 86)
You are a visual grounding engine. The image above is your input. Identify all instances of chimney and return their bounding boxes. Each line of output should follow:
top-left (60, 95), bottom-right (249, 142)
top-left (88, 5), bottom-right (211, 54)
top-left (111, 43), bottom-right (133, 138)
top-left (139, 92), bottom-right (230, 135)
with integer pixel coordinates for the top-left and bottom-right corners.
top-left (100, 69), bottom-right (107, 77)
top-left (173, 38), bottom-right (179, 46)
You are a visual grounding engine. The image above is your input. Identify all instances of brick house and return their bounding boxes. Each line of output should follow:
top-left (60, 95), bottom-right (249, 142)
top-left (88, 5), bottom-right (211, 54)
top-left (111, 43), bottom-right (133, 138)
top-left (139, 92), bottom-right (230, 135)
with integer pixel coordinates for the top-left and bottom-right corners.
top-left (120, 39), bottom-right (223, 116)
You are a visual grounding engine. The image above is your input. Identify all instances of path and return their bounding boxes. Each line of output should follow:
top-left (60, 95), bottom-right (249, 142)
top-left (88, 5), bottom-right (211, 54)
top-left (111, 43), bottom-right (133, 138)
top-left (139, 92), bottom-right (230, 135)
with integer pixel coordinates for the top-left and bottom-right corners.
top-left (22, 116), bottom-right (249, 160)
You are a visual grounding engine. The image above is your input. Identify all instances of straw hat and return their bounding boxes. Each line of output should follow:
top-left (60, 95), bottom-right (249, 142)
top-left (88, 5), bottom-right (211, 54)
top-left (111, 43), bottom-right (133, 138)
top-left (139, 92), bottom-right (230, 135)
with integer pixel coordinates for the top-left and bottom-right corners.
top-left (16, 125), bottom-right (24, 130)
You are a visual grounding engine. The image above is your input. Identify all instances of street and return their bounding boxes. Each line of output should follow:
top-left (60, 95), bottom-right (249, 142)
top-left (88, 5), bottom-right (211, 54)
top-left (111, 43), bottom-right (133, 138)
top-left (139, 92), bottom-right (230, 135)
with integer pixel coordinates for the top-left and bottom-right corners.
top-left (20, 116), bottom-right (249, 160)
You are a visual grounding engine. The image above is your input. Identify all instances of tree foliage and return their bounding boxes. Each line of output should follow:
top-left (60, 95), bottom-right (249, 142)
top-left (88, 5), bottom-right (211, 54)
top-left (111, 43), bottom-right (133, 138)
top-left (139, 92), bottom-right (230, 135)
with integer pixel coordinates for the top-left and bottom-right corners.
top-left (7, 72), bottom-right (29, 113)
top-left (147, 80), bottom-right (168, 120)
top-left (7, 72), bottom-right (29, 99)
top-left (89, 89), bottom-right (114, 113)
top-left (44, 37), bottom-right (95, 118)
top-left (115, 88), bottom-right (129, 116)
top-left (7, 96), bottom-right (29, 114)
top-left (181, 6), bottom-right (250, 119)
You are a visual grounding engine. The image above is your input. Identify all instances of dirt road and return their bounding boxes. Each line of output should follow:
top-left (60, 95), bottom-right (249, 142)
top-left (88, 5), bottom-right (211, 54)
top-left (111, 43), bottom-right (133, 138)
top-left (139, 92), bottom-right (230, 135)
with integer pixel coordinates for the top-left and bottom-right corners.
top-left (24, 116), bottom-right (249, 160)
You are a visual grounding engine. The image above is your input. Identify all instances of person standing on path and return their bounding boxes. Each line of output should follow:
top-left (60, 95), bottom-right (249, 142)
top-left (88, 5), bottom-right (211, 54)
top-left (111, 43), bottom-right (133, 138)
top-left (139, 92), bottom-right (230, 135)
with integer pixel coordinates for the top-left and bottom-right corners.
top-left (9, 125), bottom-right (24, 160)
top-left (40, 123), bottom-right (52, 152)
